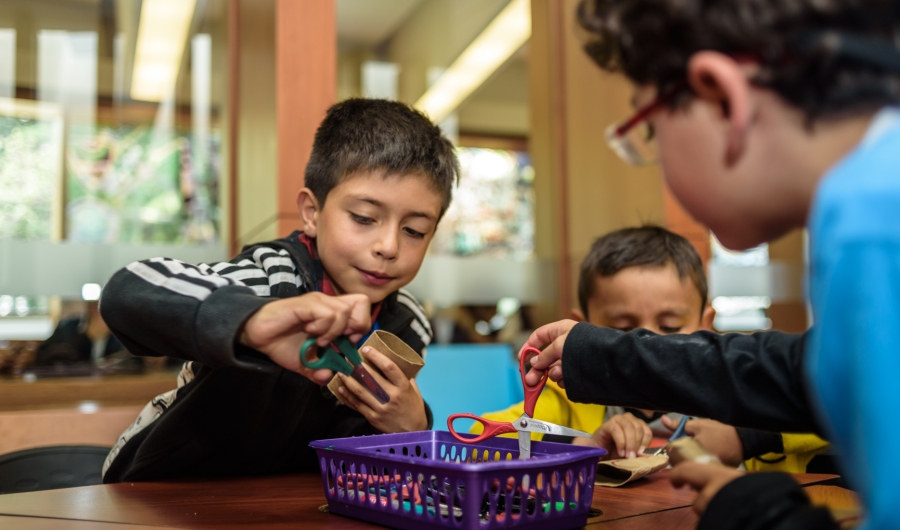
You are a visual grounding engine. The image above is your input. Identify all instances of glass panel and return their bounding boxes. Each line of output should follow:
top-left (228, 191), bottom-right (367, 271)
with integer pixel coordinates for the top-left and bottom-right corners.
top-left (0, 1), bottom-right (228, 378)
top-left (431, 147), bottom-right (534, 259)
top-left (1, 0), bottom-right (228, 245)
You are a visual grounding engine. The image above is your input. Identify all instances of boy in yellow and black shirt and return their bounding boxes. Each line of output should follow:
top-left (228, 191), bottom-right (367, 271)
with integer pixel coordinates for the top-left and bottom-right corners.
top-left (476, 226), bottom-right (827, 472)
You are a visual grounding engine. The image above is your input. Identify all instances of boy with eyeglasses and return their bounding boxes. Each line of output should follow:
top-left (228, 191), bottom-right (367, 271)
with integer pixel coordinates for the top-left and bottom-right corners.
top-left (525, 1), bottom-right (900, 528)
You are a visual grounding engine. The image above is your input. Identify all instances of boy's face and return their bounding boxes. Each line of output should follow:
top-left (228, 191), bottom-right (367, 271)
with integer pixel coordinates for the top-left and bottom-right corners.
top-left (297, 171), bottom-right (442, 303)
top-left (635, 54), bottom-right (810, 251)
top-left (575, 263), bottom-right (714, 335)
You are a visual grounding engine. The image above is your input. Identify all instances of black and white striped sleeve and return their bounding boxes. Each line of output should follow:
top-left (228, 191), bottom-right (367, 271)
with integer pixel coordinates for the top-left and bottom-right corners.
top-left (99, 245), bottom-right (301, 369)
top-left (395, 288), bottom-right (433, 357)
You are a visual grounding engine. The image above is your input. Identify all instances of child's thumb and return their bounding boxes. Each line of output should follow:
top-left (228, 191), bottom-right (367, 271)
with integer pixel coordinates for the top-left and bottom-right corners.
top-left (660, 414), bottom-right (679, 430)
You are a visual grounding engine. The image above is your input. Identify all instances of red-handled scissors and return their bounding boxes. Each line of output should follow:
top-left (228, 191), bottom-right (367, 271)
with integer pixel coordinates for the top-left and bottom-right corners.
top-left (447, 346), bottom-right (593, 459)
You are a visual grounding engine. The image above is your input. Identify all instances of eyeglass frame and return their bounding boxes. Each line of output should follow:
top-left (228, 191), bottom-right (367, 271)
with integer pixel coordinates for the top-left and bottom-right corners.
top-left (606, 81), bottom-right (689, 166)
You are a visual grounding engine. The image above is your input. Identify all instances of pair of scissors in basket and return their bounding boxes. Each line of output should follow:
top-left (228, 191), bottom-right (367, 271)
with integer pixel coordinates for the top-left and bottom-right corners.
top-left (300, 336), bottom-right (391, 404)
top-left (447, 347), bottom-right (593, 459)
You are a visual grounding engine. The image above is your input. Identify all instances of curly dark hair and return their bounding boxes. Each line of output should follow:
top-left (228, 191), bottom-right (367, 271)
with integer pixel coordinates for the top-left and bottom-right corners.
top-left (305, 99), bottom-right (459, 217)
top-left (577, 225), bottom-right (708, 319)
top-left (577, 0), bottom-right (900, 120)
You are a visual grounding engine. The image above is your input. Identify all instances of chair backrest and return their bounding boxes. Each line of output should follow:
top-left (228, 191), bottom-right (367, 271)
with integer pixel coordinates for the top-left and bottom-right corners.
top-left (0, 445), bottom-right (110, 494)
top-left (417, 343), bottom-right (524, 432)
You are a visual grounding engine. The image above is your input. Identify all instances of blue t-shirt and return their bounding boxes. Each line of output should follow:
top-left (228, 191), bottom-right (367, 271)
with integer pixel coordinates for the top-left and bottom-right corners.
top-left (807, 107), bottom-right (900, 529)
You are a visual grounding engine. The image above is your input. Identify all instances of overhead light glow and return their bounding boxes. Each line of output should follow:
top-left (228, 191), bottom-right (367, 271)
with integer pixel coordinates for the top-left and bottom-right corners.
top-left (414, 0), bottom-right (530, 123)
top-left (131, 0), bottom-right (197, 101)
top-left (82, 283), bottom-right (102, 301)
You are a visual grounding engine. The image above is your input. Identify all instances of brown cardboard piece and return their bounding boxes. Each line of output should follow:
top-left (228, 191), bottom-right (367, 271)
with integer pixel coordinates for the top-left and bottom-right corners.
top-left (595, 454), bottom-right (670, 487)
top-left (327, 330), bottom-right (424, 405)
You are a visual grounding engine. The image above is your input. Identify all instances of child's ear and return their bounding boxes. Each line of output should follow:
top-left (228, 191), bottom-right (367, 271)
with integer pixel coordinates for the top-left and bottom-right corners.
top-left (570, 308), bottom-right (586, 323)
top-left (296, 188), bottom-right (320, 237)
top-left (686, 51), bottom-right (754, 167)
top-left (700, 304), bottom-right (716, 331)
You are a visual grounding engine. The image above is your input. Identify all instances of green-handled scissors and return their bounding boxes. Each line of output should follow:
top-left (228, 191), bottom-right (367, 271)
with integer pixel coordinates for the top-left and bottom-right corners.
top-left (300, 336), bottom-right (391, 404)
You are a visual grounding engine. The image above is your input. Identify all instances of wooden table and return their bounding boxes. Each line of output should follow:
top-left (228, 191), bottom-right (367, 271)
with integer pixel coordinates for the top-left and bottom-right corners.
top-left (0, 471), bottom-right (840, 529)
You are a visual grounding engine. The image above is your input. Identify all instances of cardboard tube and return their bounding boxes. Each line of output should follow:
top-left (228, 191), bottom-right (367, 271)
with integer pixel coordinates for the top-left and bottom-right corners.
top-left (327, 330), bottom-right (424, 405)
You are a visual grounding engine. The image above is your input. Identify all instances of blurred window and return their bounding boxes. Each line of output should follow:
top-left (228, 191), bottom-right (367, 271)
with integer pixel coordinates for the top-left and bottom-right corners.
top-left (0, 0), bottom-right (227, 245)
top-left (431, 147), bottom-right (534, 259)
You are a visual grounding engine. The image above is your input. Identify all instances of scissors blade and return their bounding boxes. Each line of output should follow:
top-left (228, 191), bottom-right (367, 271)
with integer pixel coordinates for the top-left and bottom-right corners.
top-left (518, 430), bottom-right (531, 460)
top-left (518, 418), bottom-right (592, 440)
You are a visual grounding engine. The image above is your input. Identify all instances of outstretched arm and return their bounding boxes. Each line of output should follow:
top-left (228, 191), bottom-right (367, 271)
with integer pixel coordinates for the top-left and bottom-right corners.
top-left (524, 321), bottom-right (820, 434)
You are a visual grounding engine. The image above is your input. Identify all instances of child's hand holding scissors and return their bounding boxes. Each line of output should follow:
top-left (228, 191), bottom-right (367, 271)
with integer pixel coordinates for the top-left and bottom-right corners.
top-left (239, 292), bottom-right (372, 385)
top-left (520, 319), bottom-right (580, 387)
top-left (337, 345), bottom-right (427, 433)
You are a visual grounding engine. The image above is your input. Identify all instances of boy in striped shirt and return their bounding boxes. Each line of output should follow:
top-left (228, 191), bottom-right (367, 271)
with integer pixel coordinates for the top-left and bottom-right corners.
top-left (100, 99), bottom-right (458, 482)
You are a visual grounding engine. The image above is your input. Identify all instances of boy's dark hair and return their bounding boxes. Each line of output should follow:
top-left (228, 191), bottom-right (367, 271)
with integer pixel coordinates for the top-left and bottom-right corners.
top-left (304, 99), bottom-right (459, 216)
top-left (577, 0), bottom-right (900, 121)
top-left (578, 226), bottom-right (708, 318)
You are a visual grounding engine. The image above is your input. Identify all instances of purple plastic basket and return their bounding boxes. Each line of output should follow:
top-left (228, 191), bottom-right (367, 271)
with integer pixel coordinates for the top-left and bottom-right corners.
top-left (310, 430), bottom-right (606, 530)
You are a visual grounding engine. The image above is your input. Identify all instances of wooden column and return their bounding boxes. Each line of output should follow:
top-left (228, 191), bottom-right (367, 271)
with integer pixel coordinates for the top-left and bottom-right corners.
top-left (664, 185), bottom-right (711, 267)
top-left (227, 0), bottom-right (240, 254)
top-left (530, 0), bottom-right (569, 321)
top-left (275, 0), bottom-right (336, 237)
top-left (530, 0), bottom-right (666, 323)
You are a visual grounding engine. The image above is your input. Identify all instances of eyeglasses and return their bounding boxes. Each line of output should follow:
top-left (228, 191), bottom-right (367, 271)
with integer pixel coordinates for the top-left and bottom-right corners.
top-left (605, 82), bottom-right (687, 166)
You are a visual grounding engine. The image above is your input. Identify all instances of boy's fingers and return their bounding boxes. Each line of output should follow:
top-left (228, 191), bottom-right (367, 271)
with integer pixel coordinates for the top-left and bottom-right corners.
top-left (338, 370), bottom-right (383, 410)
top-left (669, 462), bottom-right (719, 489)
top-left (627, 419), bottom-right (646, 457)
top-left (321, 303), bottom-right (351, 343)
top-left (670, 462), bottom-right (742, 515)
top-left (683, 419), bottom-right (701, 437)
top-left (522, 320), bottom-right (575, 353)
top-left (526, 344), bottom-right (562, 371)
top-left (660, 414), bottom-right (679, 431)
top-left (337, 380), bottom-right (374, 418)
top-left (360, 347), bottom-right (407, 387)
top-left (548, 364), bottom-right (564, 384)
top-left (309, 368), bottom-right (334, 386)
top-left (308, 313), bottom-right (337, 345)
top-left (607, 423), bottom-right (627, 458)
top-left (641, 423), bottom-right (653, 451)
top-left (341, 294), bottom-right (373, 333)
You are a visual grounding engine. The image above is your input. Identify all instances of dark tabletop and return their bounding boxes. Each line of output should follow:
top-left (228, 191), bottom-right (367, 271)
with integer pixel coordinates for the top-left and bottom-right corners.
top-left (0, 470), bottom-right (839, 529)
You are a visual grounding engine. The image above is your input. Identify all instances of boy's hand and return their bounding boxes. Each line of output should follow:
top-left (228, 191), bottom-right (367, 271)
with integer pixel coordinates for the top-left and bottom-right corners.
top-left (594, 412), bottom-right (653, 459)
top-left (661, 416), bottom-right (745, 467)
top-left (521, 319), bottom-right (579, 387)
top-left (337, 346), bottom-right (427, 433)
top-left (670, 461), bottom-right (745, 515)
top-left (240, 292), bottom-right (371, 385)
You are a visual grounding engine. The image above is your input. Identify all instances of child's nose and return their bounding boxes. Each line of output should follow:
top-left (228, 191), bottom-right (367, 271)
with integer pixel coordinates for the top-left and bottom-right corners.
top-left (373, 229), bottom-right (399, 259)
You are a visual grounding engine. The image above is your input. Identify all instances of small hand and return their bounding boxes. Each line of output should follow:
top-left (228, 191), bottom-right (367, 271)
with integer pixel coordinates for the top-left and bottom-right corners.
top-left (669, 461), bottom-right (745, 515)
top-left (240, 292), bottom-right (371, 385)
top-left (521, 319), bottom-right (579, 387)
top-left (661, 415), bottom-right (744, 467)
top-left (337, 346), bottom-right (427, 433)
top-left (594, 413), bottom-right (653, 459)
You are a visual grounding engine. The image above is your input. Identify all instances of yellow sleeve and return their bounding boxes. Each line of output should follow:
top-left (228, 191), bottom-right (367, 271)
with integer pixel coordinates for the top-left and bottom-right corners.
top-left (470, 380), bottom-right (606, 442)
top-left (744, 433), bottom-right (830, 473)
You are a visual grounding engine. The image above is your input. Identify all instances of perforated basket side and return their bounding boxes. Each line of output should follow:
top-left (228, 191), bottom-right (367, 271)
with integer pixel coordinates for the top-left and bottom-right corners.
top-left (312, 431), bottom-right (603, 530)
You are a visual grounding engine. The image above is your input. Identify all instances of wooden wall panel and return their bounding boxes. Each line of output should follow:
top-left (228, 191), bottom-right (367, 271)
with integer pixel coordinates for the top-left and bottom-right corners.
top-left (275, 0), bottom-right (336, 237)
top-left (530, 0), bottom-right (666, 321)
top-left (0, 406), bottom-right (142, 455)
top-left (664, 185), bottom-right (711, 267)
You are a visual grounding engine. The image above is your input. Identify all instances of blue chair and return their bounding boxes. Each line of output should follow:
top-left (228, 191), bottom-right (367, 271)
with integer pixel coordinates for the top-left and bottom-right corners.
top-left (417, 344), bottom-right (524, 433)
